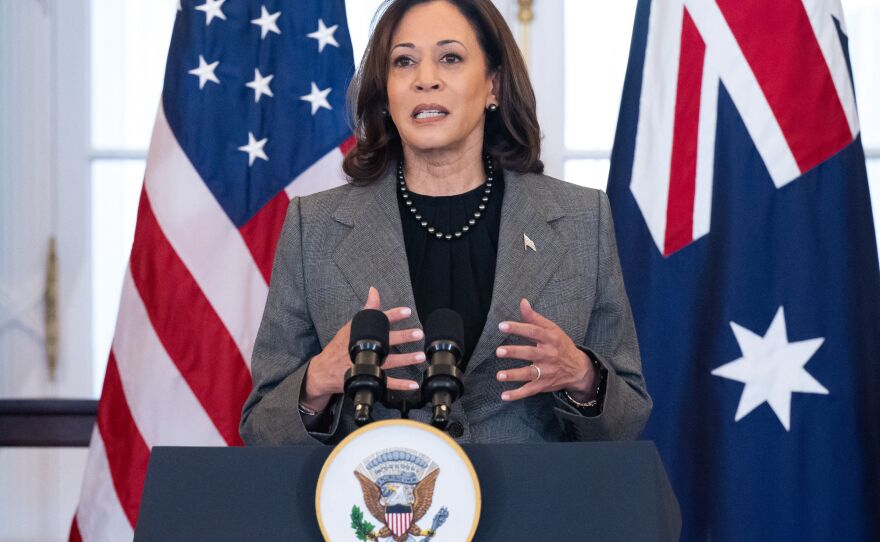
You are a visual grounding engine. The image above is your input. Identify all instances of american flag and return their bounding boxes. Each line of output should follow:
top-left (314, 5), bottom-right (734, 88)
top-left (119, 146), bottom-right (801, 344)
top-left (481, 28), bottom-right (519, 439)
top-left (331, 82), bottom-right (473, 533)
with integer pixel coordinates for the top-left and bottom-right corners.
top-left (70, 1), bottom-right (355, 539)
top-left (609, 0), bottom-right (880, 539)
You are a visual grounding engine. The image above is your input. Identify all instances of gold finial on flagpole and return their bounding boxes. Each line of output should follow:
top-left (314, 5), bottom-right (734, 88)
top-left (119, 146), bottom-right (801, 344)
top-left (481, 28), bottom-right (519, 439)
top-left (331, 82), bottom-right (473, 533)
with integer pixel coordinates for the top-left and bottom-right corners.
top-left (518, 0), bottom-right (534, 69)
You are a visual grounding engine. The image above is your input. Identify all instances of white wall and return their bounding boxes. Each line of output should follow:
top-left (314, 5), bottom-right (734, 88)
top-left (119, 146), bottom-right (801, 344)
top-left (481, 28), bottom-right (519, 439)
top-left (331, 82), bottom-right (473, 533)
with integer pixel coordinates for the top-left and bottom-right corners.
top-left (0, 0), bottom-right (91, 540)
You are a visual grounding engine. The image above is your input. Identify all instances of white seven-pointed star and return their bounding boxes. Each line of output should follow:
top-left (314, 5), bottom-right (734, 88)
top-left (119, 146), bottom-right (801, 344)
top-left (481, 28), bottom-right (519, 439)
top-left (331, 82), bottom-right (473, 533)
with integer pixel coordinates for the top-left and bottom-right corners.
top-left (307, 19), bottom-right (339, 52)
top-left (300, 82), bottom-right (332, 114)
top-left (188, 55), bottom-right (220, 89)
top-left (195, 0), bottom-right (226, 26)
top-left (251, 6), bottom-right (281, 39)
top-left (711, 307), bottom-right (827, 431)
top-left (238, 132), bottom-right (269, 166)
top-left (246, 69), bottom-right (274, 102)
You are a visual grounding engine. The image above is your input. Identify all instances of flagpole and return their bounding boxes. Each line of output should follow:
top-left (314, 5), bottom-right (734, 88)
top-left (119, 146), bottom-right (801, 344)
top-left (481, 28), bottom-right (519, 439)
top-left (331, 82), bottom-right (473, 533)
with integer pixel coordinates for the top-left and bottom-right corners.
top-left (517, 0), bottom-right (533, 70)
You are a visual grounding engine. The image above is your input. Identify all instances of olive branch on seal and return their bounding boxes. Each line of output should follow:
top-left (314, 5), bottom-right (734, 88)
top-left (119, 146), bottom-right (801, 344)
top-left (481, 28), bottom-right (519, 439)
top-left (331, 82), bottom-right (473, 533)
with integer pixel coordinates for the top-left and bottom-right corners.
top-left (350, 505), bottom-right (377, 541)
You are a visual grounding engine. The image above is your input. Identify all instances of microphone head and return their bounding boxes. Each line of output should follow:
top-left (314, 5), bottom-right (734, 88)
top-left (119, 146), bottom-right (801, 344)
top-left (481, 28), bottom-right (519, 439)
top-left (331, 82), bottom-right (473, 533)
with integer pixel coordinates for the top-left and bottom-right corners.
top-left (349, 309), bottom-right (390, 350)
top-left (424, 308), bottom-right (465, 352)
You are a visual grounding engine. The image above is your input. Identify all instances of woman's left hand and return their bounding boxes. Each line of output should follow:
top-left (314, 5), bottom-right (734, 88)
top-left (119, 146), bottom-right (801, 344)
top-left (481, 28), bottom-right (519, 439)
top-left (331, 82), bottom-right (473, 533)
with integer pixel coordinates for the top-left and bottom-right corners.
top-left (495, 298), bottom-right (597, 402)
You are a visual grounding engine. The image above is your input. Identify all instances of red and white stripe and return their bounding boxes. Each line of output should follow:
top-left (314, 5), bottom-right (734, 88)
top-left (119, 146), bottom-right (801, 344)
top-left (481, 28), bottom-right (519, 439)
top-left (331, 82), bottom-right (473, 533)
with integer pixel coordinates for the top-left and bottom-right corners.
top-left (630, 0), bottom-right (859, 257)
top-left (387, 512), bottom-right (414, 537)
top-left (69, 104), bottom-right (352, 541)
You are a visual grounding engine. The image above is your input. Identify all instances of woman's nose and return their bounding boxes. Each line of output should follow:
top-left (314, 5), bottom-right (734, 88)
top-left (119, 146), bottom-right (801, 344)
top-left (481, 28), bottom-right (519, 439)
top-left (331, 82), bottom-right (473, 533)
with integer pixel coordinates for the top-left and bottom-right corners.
top-left (414, 63), bottom-right (442, 91)
top-left (415, 81), bottom-right (441, 91)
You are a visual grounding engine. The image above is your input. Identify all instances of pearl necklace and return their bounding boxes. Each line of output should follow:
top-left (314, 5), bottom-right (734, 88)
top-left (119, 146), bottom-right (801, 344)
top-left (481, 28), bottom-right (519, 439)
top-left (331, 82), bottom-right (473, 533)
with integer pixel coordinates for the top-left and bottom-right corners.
top-left (397, 155), bottom-right (494, 241)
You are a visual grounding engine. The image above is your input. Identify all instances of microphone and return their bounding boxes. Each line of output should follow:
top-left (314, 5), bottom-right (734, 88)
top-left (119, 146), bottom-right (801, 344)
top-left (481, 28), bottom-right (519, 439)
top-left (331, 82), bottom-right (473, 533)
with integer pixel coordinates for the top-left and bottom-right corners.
top-left (422, 309), bottom-right (465, 429)
top-left (343, 309), bottom-right (390, 426)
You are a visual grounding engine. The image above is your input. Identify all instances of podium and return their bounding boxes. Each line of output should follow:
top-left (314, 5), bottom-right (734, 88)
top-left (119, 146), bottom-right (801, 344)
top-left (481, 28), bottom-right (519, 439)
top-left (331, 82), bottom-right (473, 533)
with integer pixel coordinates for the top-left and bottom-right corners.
top-left (135, 441), bottom-right (680, 541)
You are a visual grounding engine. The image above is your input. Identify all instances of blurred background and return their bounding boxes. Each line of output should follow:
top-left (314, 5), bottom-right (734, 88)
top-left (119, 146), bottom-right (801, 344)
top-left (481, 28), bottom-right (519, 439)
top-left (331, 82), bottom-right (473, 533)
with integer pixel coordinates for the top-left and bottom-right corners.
top-left (1, 0), bottom-right (878, 540)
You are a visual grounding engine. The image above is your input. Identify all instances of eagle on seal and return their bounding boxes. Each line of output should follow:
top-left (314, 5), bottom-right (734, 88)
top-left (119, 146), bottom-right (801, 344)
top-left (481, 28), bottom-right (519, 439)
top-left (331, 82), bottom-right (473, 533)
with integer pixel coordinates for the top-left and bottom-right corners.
top-left (354, 468), bottom-right (440, 542)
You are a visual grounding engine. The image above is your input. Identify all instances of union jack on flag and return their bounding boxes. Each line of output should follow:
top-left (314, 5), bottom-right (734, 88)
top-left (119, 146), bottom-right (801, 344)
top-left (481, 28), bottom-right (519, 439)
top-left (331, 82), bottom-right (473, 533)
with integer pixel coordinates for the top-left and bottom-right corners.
top-left (629, 0), bottom-right (860, 257)
top-left (70, 1), bottom-right (355, 540)
top-left (608, 0), bottom-right (880, 540)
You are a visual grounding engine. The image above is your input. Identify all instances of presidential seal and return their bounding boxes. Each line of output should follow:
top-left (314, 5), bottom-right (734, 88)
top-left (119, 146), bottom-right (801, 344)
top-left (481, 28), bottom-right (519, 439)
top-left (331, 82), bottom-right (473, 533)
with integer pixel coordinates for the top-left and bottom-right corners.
top-left (352, 449), bottom-right (446, 541)
top-left (316, 420), bottom-right (480, 541)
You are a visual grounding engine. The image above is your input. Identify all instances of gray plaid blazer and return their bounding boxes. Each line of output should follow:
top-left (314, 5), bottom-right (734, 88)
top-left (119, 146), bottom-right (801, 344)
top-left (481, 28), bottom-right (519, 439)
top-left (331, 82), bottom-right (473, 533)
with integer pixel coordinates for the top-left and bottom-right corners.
top-left (239, 167), bottom-right (651, 445)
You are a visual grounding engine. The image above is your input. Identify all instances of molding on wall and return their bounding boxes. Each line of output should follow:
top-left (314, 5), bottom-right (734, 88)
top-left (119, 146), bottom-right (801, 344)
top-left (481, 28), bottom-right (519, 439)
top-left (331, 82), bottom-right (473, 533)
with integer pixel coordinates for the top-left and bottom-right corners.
top-left (0, 278), bottom-right (45, 339)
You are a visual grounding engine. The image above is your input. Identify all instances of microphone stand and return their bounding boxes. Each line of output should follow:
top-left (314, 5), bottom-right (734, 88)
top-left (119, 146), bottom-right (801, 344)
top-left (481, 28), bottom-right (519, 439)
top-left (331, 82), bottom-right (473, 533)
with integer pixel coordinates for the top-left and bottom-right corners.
top-left (369, 366), bottom-right (463, 429)
top-left (381, 389), bottom-right (426, 420)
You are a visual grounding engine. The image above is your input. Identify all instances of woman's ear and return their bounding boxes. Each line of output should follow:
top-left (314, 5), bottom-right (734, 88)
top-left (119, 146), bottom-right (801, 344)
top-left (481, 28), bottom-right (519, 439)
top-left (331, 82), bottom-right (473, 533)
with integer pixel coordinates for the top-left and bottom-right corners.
top-left (488, 69), bottom-right (501, 107)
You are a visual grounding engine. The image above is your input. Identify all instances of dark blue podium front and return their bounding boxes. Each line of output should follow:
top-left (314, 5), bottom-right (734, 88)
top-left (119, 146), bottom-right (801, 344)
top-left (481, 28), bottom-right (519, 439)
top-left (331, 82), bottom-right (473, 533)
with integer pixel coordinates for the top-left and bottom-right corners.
top-left (135, 441), bottom-right (680, 541)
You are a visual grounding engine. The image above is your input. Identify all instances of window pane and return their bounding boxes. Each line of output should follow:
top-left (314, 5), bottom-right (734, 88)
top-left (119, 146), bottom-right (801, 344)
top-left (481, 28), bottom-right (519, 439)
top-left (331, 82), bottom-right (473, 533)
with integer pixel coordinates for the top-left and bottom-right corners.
top-left (345, 0), bottom-right (385, 65)
top-left (564, 159), bottom-right (610, 192)
top-left (842, 0), bottom-right (880, 149)
top-left (91, 160), bottom-right (144, 395)
top-left (91, 0), bottom-right (177, 150)
top-left (564, 1), bottom-right (638, 151)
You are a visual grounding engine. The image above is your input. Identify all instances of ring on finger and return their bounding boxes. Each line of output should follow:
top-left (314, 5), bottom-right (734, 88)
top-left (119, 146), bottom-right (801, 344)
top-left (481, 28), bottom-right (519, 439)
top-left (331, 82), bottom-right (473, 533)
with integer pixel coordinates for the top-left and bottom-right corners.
top-left (531, 364), bottom-right (542, 382)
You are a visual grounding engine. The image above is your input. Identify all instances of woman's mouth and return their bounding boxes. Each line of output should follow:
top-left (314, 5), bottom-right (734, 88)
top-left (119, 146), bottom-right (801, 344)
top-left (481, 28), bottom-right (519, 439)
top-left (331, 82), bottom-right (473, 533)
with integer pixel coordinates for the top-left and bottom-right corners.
top-left (414, 110), bottom-right (448, 119)
top-left (412, 104), bottom-right (450, 122)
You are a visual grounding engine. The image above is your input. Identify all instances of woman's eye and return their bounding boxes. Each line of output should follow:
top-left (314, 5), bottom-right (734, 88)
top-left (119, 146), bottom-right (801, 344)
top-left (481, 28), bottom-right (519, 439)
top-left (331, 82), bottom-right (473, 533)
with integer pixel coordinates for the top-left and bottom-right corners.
top-left (441, 53), bottom-right (462, 63)
top-left (393, 56), bottom-right (414, 67)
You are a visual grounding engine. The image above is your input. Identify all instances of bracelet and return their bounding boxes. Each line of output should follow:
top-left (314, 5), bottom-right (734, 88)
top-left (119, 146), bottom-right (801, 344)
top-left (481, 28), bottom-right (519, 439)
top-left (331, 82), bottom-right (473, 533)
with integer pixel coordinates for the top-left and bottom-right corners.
top-left (563, 389), bottom-right (599, 409)
top-left (298, 401), bottom-right (322, 417)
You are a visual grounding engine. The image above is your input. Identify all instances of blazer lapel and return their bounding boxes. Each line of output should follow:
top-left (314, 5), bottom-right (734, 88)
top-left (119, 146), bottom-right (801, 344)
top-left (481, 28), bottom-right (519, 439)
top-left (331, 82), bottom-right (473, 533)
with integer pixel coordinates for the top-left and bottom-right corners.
top-left (466, 170), bottom-right (567, 375)
top-left (330, 167), bottom-right (425, 379)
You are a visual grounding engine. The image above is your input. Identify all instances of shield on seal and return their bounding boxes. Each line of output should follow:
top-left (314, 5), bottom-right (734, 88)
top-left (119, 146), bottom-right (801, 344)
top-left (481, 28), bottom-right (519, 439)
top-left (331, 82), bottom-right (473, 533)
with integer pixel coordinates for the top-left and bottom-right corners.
top-left (385, 504), bottom-right (413, 537)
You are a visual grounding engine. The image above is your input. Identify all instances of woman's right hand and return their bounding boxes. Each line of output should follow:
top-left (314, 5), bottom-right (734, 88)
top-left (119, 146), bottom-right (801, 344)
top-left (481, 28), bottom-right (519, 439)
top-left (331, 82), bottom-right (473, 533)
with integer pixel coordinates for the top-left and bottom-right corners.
top-left (300, 286), bottom-right (425, 412)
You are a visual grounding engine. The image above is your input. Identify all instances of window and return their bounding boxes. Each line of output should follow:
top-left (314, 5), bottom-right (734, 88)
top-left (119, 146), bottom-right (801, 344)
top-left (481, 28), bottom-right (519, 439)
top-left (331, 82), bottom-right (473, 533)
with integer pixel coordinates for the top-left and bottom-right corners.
top-left (562, 1), bottom-right (639, 191)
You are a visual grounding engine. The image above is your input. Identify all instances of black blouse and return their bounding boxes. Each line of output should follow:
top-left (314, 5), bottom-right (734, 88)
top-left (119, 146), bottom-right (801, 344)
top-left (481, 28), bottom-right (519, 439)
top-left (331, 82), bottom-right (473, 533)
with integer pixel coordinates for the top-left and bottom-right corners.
top-left (396, 173), bottom-right (505, 369)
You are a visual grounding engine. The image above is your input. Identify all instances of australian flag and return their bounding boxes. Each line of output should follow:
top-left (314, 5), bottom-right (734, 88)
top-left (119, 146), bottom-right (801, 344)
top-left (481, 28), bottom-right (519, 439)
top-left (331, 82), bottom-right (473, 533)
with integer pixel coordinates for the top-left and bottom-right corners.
top-left (606, 0), bottom-right (880, 540)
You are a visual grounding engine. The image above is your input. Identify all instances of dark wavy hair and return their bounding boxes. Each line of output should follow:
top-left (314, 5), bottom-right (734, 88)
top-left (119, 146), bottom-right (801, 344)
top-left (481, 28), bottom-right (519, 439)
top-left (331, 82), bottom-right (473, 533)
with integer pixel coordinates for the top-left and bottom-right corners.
top-left (342, 0), bottom-right (544, 184)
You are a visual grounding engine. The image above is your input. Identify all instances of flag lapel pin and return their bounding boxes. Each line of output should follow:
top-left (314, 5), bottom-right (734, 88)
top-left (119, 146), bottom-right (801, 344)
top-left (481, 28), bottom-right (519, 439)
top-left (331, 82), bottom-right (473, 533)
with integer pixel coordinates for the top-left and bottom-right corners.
top-left (523, 233), bottom-right (536, 252)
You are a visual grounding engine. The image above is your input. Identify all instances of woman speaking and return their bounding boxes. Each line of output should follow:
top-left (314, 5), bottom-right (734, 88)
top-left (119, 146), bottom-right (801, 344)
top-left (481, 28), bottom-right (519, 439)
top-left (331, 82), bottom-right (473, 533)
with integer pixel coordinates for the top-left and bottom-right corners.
top-left (240, 0), bottom-right (651, 445)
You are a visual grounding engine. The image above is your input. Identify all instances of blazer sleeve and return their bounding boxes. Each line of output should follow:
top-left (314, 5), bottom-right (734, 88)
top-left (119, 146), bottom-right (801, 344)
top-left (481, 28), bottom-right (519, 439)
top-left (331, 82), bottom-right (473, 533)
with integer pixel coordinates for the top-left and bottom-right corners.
top-left (552, 190), bottom-right (653, 440)
top-left (239, 197), bottom-right (344, 446)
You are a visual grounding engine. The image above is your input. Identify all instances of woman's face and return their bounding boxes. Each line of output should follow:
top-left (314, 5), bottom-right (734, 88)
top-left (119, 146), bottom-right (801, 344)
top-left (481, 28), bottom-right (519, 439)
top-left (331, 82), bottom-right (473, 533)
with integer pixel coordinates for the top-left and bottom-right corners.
top-left (386, 1), bottom-right (497, 155)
